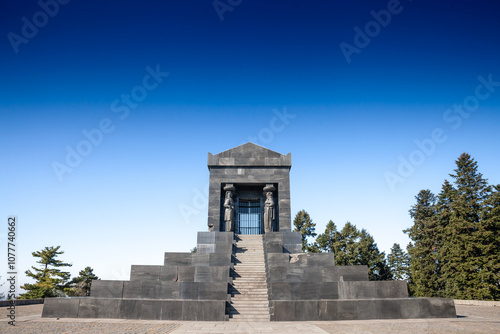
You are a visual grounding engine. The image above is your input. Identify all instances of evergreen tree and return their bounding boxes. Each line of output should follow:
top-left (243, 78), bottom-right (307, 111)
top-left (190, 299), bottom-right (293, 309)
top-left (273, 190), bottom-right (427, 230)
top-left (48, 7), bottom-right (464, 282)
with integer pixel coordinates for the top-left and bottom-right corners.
top-left (387, 243), bottom-right (410, 280)
top-left (315, 220), bottom-right (340, 254)
top-left (481, 184), bottom-right (500, 300)
top-left (434, 179), bottom-right (456, 296)
top-left (357, 229), bottom-right (391, 280)
top-left (404, 189), bottom-right (439, 297)
top-left (20, 246), bottom-right (72, 299)
top-left (317, 221), bottom-right (390, 280)
top-left (293, 210), bottom-right (317, 252)
top-left (65, 267), bottom-right (99, 297)
top-left (406, 153), bottom-right (500, 300)
top-left (442, 153), bottom-right (496, 300)
top-left (334, 222), bottom-right (360, 266)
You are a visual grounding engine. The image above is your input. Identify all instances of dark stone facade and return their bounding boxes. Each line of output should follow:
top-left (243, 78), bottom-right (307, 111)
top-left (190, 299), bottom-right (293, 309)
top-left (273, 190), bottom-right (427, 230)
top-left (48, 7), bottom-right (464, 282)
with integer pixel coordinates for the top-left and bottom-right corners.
top-left (207, 143), bottom-right (292, 232)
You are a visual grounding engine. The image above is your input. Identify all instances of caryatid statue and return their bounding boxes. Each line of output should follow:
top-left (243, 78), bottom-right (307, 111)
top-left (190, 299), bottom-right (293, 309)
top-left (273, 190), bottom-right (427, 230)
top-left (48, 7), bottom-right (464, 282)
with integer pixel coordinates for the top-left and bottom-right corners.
top-left (264, 186), bottom-right (274, 232)
top-left (224, 190), bottom-right (235, 232)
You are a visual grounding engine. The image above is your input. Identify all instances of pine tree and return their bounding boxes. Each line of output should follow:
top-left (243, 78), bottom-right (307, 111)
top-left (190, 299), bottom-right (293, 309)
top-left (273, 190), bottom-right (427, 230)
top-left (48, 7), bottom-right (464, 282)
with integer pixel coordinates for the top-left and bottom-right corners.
top-left (65, 267), bottom-right (99, 297)
top-left (405, 189), bottom-right (439, 297)
top-left (387, 243), bottom-right (410, 280)
top-left (315, 220), bottom-right (340, 254)
top-left (434, 179), bottom-right (456, 296)
top-left (293, 210), bottom-right (317, 252)
top-left (317, 221), bottom-right (390, 280)
top-left (335, 222), bottom-right (360, 266)
top-left (481, 184), bottom-right (500, 300)
top-left (357, 229), bottom-right (391, 280)
top-left (443, 153), bottom-right (496, 299)
top-left (406, 153), bottom-right (500, 300)
top-left (20, 246), bottom-right (72, 299)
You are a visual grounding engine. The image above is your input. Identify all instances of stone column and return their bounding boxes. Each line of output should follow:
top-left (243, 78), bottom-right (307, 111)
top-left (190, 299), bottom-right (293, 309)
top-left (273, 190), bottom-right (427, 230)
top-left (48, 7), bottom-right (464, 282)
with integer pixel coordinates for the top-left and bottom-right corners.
top-left (263, 184), bottom-right (276, 233)
top-left (223, 184), bottom-right (235, 232)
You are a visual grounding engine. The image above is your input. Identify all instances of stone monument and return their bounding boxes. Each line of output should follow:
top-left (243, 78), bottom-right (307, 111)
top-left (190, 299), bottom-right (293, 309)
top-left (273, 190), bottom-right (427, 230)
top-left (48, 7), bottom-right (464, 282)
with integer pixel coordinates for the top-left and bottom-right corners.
top-left (43, 143), bottom-right (456, 321)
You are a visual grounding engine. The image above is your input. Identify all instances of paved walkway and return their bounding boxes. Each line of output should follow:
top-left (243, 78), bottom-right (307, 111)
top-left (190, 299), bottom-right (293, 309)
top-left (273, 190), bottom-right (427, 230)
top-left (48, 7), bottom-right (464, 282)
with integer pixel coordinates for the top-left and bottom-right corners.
top-left (1, 304), bottom-right (499, 333)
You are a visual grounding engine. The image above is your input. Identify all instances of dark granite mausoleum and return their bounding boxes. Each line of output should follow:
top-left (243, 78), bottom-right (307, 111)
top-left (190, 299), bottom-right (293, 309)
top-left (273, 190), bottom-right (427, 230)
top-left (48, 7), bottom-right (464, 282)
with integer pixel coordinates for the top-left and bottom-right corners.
top-left (43, 143), bottom-right (456, 321)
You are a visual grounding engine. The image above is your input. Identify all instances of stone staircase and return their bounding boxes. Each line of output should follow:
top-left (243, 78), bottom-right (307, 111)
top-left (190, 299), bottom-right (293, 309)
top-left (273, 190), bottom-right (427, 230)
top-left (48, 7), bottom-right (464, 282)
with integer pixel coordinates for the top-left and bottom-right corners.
top-left (228, 234), bottom-right (270, 321)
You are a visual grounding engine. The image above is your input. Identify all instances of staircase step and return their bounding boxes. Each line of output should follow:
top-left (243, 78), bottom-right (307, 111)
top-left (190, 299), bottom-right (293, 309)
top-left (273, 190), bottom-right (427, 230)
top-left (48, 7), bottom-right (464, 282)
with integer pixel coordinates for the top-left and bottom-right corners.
top-left (230, 314), bottom-right (270, 317)
top-left (231, 290), bottom-right (268, 294)
top-left (228, 311), bottom-right (270, 315)
top-left (228, 236), bottom-right (270, 322)
top-left (230, 317), bottom-right (270, 321)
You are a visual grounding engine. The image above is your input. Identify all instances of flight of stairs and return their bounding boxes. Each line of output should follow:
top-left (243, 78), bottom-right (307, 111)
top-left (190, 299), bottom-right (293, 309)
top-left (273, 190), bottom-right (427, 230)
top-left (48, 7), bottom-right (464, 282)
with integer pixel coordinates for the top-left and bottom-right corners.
top-left (228, 234), bottom-right (270, 321)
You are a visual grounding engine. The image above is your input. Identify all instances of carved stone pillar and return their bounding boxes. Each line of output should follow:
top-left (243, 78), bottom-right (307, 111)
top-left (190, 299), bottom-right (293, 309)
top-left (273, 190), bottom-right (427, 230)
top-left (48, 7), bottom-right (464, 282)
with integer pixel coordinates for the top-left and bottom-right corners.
top-left (263, 184), bottom-right (276, 233)
top-left (223, 184), bottom-right (235, 232)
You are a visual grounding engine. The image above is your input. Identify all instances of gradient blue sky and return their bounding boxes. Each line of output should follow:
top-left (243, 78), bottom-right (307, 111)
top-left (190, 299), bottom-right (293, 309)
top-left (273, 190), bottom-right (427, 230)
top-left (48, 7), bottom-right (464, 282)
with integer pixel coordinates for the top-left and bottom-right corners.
top-left (1, 0), bottom-right (500, 293)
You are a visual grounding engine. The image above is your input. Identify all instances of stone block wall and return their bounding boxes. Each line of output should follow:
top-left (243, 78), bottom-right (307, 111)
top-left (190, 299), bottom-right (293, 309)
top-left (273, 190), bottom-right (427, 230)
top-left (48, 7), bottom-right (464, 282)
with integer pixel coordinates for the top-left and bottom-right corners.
top-left (264, 231), bottom-right (456, 321)
top-left (43, 298), bottom-right (227, 321)
top-left (42, 232), bottom-right (234, 321)
top-left (271, 298), bottom-right (457, 321)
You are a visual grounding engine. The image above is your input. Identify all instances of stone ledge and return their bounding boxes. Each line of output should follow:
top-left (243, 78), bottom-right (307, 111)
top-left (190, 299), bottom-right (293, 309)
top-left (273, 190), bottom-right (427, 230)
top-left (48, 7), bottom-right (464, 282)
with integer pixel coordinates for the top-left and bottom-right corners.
top-left (42, 298), bottom-right (227, 321)
top-left (271, 298), bottom-right (457, 321)
top-left (454, 299), bottom-right (500, 307)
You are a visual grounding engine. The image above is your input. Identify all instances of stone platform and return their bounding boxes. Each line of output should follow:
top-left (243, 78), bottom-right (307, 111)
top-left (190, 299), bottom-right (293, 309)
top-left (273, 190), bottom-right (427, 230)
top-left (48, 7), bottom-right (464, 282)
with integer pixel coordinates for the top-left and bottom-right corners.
top-left (262, 231), bottom-right (456, 321)
top-left (43, 230), bottom-right (456, 321)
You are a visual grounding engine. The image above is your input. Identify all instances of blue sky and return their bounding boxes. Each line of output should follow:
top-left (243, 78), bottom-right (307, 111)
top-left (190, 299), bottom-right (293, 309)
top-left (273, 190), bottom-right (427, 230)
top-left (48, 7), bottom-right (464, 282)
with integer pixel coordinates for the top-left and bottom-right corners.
top-left (1, 0), bottom-right (500, 293)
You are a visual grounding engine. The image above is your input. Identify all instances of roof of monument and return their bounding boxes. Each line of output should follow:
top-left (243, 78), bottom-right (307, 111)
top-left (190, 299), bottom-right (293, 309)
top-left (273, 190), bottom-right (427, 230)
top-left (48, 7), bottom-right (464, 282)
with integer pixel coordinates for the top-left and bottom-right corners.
top-left (208, 142), bottom-right (292, 168)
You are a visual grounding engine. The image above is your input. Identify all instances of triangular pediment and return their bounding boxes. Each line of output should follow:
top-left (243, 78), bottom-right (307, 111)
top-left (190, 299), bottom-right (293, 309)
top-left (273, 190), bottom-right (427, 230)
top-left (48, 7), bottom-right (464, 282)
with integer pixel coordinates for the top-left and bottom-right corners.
top-left (208, 142), bottom-right (291, 168)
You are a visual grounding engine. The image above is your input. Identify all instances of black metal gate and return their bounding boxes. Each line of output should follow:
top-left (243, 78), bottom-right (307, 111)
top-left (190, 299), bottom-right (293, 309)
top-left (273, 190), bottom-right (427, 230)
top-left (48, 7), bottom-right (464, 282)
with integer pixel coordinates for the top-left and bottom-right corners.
top-left (236, 201), bottom-right (262, 234)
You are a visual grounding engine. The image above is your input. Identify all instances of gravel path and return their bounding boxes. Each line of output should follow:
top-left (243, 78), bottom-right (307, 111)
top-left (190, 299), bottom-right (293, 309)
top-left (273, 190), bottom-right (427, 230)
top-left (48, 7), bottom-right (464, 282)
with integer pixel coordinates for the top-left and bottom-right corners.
top-left (0, 304), bottom-right (498, 333)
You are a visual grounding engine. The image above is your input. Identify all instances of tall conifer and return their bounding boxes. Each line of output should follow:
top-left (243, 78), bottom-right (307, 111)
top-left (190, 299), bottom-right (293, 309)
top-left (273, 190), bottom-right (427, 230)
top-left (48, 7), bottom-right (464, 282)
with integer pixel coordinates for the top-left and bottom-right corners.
top-left (293, 210), bottom-right (317, 252)
top-left (443, 153), bottom-right (491, 299)
top-left (405, 189), bottom-right (439, 296)
top-left (387, 243), bottom-right (410, 280)
top-left (406, 153), bottom-right (500, 300)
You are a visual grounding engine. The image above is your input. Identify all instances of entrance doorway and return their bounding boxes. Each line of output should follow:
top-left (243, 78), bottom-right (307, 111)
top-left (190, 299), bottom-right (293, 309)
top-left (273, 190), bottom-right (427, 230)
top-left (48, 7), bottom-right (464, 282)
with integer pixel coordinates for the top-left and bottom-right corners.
top-left (236, 200), bottom-right (262, 235)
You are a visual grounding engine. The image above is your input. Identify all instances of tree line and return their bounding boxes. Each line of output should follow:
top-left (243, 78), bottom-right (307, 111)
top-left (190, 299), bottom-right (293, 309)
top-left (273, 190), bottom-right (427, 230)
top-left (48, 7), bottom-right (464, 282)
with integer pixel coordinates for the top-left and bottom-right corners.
top-left (405, 153), bottom-right (499, 300)
top-left (18, 246), bottom-right (98, 299)
top-left (293, 210), bottom-right (405, 281)
top-left (294, 153), bottom-right (499, 300)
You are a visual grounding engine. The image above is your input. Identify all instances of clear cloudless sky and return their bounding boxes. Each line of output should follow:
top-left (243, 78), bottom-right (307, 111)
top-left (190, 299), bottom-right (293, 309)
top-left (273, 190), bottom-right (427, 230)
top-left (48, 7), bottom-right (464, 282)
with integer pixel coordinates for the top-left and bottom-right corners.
top-left (1, 0), bottom-right (500, 294)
